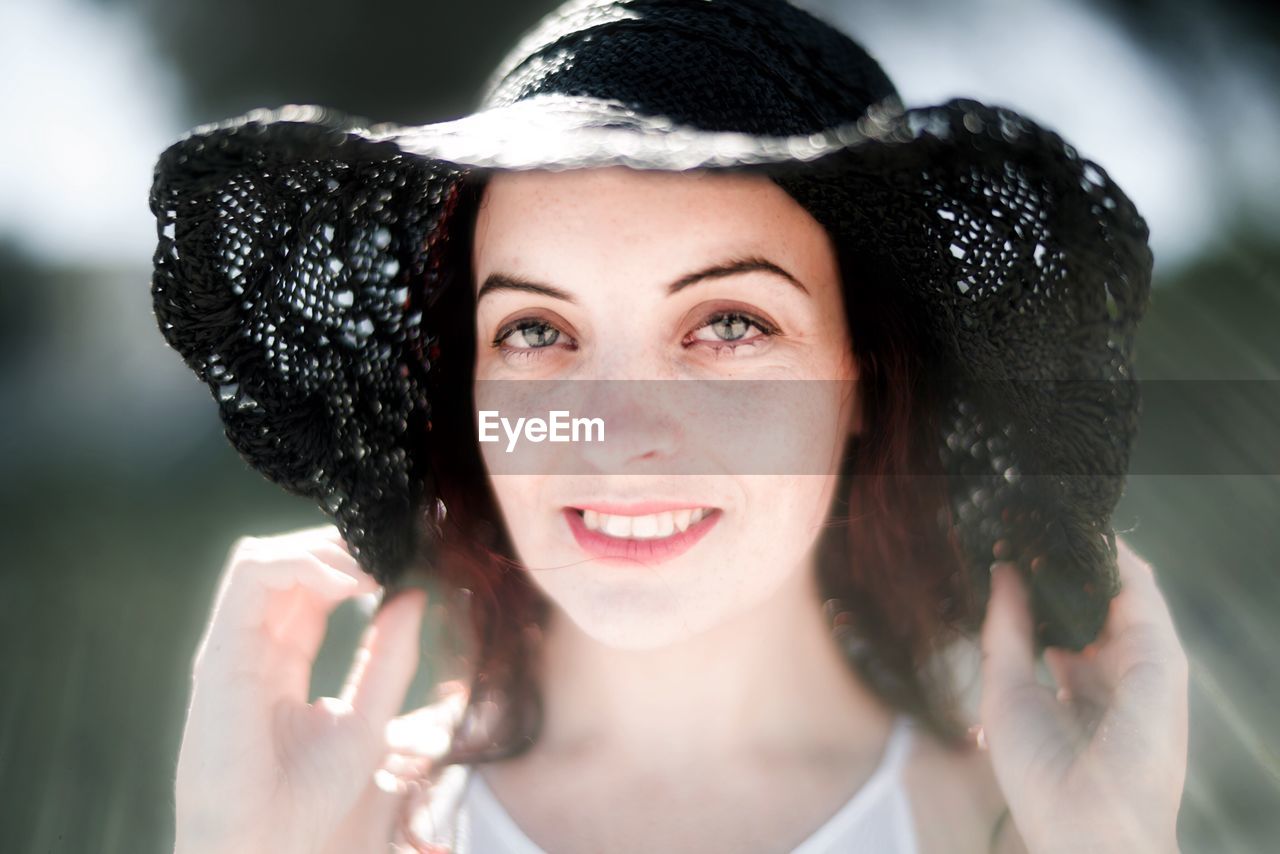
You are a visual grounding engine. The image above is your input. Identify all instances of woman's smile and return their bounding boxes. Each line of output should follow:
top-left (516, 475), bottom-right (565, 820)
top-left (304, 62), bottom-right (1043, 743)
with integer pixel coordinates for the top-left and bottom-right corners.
top-left (562, 504), bottom-right (722, 564)
top-left (581, 505), bottom-right (712, 538)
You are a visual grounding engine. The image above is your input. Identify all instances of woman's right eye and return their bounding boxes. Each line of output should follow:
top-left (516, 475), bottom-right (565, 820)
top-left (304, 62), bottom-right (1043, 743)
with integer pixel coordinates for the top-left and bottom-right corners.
top-left (492, 319), bottom-right (574, 357)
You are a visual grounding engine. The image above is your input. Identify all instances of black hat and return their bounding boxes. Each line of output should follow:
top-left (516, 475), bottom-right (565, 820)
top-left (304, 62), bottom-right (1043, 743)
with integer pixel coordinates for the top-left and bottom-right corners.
top-left (149, 0), bottom-right (1151, 649)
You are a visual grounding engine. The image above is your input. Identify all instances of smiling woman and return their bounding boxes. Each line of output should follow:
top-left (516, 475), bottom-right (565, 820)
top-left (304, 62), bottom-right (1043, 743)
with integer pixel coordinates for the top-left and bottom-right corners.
top-left (465, 167), bottom-right (859, 642)
top-left (151, 1), bottom-right (1188, 853)
top-left (413, 162), bottom-right (983, 852)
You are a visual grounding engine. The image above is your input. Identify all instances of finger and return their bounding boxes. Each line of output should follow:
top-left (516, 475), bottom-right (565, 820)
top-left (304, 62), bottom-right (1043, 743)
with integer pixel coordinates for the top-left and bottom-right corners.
top-left (341, 589), bottom-right (429, 731)
top-left (273, 522), bottom-right (351, 550)
top-left (289, 527), bottom-right (375, 576)
top-left (268, 580), bottom-right (363, 664)
top-left (1042, 645), bottom-right (1109, 707)
top-left (1095, 543), bottom-right (1187, 691)
top-left (980, 562), bottom-right (1055, 752)
top-left (385, 684), bottom-right (470, 759)
top-left (272, 524), bottom-right (381, 585)
top-left (196, 539), bottom-right (380, 696)
top-left (320, 762), bottom-right (415, 854)
top-left (241, 524), bottom-right (373, 583)
top-left (202, 555), bottom-right (357, 666)
top-left (1085, 540), bottom-right (1188, 770)
top-left (264, 531), bottom-right (377, 591)
top-left (304, 539), bottom-right (369, 578)
top-left (221, 537), bottom-right (366, 601)
top-left (980, 562), bottom-right (1082, 793)
top-left (1107, 538), bottom-right (1179, 639)
top-left (1042, 646), bottom-right (1111, 739)
top-left (218, 538), bottom-right (377, 622)
top-left (980, 561), bottom-right (1038, 701)
top-left (264, 546), bottom-right (383, 695)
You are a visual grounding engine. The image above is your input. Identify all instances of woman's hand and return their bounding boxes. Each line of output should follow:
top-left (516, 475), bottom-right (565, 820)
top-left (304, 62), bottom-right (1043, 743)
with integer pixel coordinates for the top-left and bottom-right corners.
top-left (173, 525), bottom-right (429, 854)
top-left (979, 535), bottom-right (1189, 854)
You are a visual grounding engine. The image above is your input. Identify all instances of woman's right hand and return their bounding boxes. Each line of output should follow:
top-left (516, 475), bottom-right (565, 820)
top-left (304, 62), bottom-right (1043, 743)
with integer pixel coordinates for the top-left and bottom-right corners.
top-left (173, 524), bottom-right (429, 854)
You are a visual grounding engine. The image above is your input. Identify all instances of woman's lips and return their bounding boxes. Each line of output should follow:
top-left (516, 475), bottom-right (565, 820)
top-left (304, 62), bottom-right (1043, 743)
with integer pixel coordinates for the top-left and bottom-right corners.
top-left (563, 507), bottom-right (720, 564)
top-left (569, 501), bottom-right (708, 516)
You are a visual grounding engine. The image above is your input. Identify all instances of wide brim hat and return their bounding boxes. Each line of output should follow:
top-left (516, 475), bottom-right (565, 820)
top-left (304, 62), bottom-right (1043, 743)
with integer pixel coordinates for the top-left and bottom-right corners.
top-left (149, 0), bottom-right (1151, 650)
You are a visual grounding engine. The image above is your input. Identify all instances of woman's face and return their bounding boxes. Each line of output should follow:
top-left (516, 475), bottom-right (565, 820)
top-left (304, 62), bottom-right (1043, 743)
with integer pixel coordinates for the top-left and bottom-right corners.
top-left (471, 166), bottom-right (858, 649)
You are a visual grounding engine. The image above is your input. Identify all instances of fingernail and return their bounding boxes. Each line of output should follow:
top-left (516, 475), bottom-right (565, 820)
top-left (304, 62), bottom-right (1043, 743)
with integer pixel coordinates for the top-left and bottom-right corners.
top-left (356, 589), bottom-right (384, 617)
top-left (989, 561), bottom-right (1018, 592)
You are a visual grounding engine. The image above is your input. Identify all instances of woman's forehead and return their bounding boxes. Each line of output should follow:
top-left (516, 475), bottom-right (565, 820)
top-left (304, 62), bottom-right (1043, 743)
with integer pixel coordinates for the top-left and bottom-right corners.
top-left (470, 166), bottom-right (834, 281)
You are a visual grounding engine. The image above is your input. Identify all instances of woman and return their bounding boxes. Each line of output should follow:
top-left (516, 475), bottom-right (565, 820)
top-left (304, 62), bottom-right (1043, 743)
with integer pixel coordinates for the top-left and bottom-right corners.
top-left (156, 1), bottom-right (1188, 852)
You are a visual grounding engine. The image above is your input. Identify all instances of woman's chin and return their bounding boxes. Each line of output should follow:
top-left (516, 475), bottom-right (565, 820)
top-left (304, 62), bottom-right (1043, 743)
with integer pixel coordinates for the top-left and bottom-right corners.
top-left (544, 581), bottom-right (736, 651)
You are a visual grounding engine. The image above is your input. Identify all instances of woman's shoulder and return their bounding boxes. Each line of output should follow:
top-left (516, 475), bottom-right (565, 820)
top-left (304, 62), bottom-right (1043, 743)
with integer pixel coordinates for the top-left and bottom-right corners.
top-left (902, 722), bottom-right (1030, 854)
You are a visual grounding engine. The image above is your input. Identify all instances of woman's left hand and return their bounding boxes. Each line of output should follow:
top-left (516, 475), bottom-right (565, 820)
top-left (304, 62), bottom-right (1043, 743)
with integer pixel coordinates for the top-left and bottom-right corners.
top-left (979, 535), bottom-right (1189, 854)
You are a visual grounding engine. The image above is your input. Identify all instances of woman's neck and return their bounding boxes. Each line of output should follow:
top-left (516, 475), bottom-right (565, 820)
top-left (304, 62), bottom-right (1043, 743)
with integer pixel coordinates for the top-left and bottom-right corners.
top-left (529, 556), bottom-right (895, 772)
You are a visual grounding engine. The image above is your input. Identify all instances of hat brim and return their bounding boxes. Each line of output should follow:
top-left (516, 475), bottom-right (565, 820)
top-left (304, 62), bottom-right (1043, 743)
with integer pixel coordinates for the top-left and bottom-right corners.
top-left (150, 94), bottom-right (1151, 649)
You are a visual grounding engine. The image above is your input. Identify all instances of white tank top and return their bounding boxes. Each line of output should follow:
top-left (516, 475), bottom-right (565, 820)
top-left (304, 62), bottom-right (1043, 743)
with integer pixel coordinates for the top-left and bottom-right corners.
top-left (399, 716), bottom-right (918, 853)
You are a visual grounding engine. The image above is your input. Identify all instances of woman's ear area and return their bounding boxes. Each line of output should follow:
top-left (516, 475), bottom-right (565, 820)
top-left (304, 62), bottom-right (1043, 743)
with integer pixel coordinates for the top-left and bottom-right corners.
top-left (838, 337), bottom-right (863, 437)
top-left (848, 394), bottom-right (863, 437)
top-left (845, 369), bottom-right (865, 438)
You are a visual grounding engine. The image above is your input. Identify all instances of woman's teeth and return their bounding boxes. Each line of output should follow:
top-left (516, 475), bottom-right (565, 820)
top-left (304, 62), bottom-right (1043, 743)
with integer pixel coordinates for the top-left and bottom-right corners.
top-left (581, 508), bottom-right (711, 539)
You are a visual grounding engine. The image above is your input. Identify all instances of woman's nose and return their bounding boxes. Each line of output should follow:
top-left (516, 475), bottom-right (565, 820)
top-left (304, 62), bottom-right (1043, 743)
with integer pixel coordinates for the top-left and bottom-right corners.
top-left (573, 377), bottom-right (683, 473)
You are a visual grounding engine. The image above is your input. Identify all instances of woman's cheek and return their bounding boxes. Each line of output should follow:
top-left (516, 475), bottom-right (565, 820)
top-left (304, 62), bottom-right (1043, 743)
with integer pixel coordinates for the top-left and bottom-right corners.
top-left (487, 475), bottom-right (543, 556)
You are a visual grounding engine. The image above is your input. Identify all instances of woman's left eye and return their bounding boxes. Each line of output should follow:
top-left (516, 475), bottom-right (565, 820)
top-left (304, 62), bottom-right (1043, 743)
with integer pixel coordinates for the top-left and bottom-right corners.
top-left (686, 311), bottom-right (778, 350)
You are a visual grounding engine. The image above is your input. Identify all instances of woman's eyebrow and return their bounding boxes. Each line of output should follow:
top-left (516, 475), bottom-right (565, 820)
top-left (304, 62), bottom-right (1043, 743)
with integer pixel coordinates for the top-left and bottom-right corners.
top-left (476, 255), bottom-right (809, 304)
top-left (477, 273), bottom-right (576, 304)
top-left (667, 256), bottom-right (810, 296)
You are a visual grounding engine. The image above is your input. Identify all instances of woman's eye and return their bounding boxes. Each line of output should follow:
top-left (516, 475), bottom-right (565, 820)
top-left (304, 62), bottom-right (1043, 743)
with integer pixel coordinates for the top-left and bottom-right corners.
top-left (492, 319), bottom-right (572, 357)
top-left (687, 311), bottom-right (778, 349)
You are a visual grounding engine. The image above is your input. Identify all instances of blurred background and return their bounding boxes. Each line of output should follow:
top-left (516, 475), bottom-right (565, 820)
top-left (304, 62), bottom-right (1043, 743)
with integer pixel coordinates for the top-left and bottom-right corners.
top-left (1, 0), bottom-right (1278, 851)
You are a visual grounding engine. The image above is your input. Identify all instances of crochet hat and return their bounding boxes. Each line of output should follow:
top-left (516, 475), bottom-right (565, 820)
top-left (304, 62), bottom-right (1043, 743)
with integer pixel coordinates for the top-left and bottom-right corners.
top-left (149, 0), bottom-right (1151, 649)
